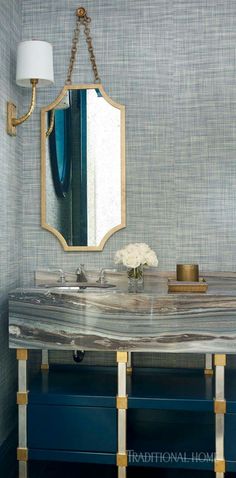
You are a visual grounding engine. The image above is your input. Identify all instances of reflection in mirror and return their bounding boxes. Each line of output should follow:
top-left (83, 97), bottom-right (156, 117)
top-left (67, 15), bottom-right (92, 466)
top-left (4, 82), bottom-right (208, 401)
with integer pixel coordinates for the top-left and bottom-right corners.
top-left (41, 85), bottom-right (125, 251)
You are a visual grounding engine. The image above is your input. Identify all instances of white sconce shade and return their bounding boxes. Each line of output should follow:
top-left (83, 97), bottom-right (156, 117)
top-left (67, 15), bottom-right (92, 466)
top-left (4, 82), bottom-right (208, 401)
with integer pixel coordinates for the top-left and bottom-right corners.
top-left (16, 40), bottom-right (54, 87)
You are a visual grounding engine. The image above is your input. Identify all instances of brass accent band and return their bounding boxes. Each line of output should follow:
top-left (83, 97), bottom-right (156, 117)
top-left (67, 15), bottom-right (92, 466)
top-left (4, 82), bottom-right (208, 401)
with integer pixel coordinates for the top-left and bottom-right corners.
top-left (117, 351), bottom-right (128, 364)
top-left (16, 349), bottom-right (28, 361)
top-left (214, 459), bottom-right (226, 473)
top-left (214, 399), bottom-right (226, 415)
top-left (116, 453), bottom-right (128, 467)
top-left (214, 354), bottom-right (226, 367)
top-left (17, 448), bottom-right (28, 462)
top-left (127, 367), bottom-right (132, 375)
top-left (17, 392), bottom-right (28, 406)
top-left (41, 363), bottom-right (49, 371)
top-left (116, 395), bottom-right (128, 410)
top-left (204, 369), bottom-right (214, 375)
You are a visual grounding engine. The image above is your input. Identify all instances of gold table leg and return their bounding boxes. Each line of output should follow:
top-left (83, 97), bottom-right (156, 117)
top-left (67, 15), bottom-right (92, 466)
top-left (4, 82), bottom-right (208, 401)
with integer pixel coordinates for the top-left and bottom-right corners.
top-left (116, 352), bottom-right (128, 478)
top-left (16, 349), bottom-right (28, 478)
top-left (214, 354), bottom-right (226, 478)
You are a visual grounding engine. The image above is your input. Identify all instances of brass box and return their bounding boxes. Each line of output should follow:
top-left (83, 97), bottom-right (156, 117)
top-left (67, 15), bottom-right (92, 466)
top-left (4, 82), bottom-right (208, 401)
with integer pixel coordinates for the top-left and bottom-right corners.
top-left (176, 264), bottom-right (199, 282)
top-left (168, 278), bottom-right (208, 293)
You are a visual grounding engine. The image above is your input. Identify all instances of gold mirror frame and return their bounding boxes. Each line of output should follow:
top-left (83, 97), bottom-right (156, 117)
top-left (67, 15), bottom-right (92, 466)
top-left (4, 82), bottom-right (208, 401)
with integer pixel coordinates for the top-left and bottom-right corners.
top-left (41, 83), bottom-right (126, 251)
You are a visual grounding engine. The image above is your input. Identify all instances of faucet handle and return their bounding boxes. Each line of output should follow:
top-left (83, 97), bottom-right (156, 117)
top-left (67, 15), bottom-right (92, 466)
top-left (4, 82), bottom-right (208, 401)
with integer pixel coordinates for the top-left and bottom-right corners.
top-left (46, 268), bottom-right (65, 283)
top-left (57, 269), bottom-right (66, 283)
top-left (96, 268), bottom-right (117, 284)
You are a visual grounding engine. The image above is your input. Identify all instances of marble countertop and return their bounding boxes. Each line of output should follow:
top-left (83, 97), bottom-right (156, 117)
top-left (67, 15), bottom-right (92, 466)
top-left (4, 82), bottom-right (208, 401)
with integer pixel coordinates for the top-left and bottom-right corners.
top-left (8, 272), bottom-right (236, 353)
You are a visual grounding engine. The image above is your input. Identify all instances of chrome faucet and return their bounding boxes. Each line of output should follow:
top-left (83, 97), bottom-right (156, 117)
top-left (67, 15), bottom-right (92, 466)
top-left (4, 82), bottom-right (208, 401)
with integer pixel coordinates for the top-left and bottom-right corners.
top-left (76, 265), bottom-right (88, 282)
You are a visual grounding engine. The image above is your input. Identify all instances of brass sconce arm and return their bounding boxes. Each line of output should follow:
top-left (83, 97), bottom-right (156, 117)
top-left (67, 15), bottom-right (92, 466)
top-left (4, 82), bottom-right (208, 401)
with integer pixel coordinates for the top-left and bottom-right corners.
top-left (7, 79), bottom-right (38, 136)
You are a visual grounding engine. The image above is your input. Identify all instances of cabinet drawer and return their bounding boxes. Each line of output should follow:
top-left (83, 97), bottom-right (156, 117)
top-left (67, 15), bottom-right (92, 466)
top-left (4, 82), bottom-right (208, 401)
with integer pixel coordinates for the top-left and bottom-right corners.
top-left (28, 404), bottom-right (117, 453)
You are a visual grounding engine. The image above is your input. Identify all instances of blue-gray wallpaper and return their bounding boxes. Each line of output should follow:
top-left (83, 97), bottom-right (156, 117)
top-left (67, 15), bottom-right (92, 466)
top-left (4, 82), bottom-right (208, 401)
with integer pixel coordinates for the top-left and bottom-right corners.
top-left (21, 0), bottom-right (236, 276)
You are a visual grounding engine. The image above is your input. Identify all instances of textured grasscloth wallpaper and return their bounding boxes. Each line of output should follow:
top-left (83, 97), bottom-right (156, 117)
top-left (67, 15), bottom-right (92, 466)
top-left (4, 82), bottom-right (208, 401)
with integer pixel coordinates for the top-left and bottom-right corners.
top-left (0, 0), bottom-right (22, 446)
top-left (21, 0), bottom-right (236, 276)
top-left (20, 0), bottom-right (236, 368)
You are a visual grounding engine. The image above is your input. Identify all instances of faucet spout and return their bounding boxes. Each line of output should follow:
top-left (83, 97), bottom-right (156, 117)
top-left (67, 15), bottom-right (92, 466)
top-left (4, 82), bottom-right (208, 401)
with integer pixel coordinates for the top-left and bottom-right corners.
top-left (76, 265), bottom-right (88, 282)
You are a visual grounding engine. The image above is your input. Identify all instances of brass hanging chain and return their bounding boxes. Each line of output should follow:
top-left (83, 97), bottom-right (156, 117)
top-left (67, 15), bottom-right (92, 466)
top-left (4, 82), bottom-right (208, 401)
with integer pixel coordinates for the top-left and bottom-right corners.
top-left (66, 13), bottom-right (81, 85)
top-left (66, 7), bottom-right (101, 85)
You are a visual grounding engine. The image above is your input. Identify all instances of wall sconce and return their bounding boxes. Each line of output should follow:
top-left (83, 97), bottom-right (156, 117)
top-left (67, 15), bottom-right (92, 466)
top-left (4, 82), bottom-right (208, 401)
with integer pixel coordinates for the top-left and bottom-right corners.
top-left (7, 40), bottom-right (54, 136)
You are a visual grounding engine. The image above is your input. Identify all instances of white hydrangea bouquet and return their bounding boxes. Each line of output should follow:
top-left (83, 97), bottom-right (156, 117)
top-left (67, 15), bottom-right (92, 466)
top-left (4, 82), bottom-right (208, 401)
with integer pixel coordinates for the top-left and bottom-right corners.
top-left (114, 243), bottom-right (158, 292)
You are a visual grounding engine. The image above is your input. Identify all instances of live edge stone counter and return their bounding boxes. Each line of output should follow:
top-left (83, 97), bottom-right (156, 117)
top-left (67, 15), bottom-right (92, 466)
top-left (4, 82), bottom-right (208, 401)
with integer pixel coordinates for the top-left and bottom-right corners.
top-left (8, 272), bottom-right (236, 353)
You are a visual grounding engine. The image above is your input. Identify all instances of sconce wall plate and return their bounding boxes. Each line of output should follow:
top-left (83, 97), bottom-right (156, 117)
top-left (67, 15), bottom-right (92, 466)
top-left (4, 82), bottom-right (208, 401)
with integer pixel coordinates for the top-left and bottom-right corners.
top-left (7, 102), bottom-right (17, 136)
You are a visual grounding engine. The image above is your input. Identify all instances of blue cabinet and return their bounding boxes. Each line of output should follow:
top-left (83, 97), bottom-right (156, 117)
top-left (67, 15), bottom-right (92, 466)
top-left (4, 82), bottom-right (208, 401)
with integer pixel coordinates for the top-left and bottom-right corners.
top-left (27, 365), bottom-right (236, 474)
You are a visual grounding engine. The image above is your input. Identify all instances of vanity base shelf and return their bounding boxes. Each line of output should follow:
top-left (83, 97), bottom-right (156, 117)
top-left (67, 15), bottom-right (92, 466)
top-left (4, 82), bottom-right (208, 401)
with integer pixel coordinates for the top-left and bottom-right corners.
top-left (28, 462), bottom-right (235, 478)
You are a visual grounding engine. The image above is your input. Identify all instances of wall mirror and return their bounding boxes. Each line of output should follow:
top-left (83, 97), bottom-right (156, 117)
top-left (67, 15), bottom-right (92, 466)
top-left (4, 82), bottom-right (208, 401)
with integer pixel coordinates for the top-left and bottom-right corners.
top-left (41, 84), bottom-right (125, 251)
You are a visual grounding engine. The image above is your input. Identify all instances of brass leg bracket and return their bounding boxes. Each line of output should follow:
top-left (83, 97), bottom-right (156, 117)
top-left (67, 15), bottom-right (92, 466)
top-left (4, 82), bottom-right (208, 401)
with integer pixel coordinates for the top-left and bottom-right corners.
top-left (117, 453), bottom-right (128, 467)
top-left (117, 351), bottom-right (128, 363)
top-left (17, 392), bottom-right (28, 406)
top-left (17, 448), bottom-right (28, 462)
top-left (214, 399), bottom-right (226, 415)
top-left (116, 395), bottom-right (128, 410)
top-left (214, 459), bottom-right (226, 473)
top-left (204, 368), bottom-right (214, 375)
top-left (41, 363), bottom-right (49, 371)
top-left (16, 349), bottom-right (28, 361)
top-left (214, 354), bottom-right (226, 367)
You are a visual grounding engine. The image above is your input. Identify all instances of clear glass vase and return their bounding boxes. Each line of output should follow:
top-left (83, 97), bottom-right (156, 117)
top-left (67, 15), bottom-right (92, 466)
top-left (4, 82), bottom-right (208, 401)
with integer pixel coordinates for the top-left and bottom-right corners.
top-left (127, 264), bottom-right (144, 293)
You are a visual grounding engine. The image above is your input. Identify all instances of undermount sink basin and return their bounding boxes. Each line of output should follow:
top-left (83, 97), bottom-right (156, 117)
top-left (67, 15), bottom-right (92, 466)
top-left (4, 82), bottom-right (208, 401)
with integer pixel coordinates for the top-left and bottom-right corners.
top-left (44, 282), bottom-right (116, 291)
top-left (49, 286), bottom-right (81, 292)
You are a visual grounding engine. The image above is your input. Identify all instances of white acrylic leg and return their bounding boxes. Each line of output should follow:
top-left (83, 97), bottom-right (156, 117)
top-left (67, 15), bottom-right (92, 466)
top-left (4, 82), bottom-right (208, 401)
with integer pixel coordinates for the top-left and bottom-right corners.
top-left (214, 354), bottom-right (226, 478)
top-left (17, 350), bottom-right (28, 478)
top-left (117, 352), bottom-right (127, 478)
